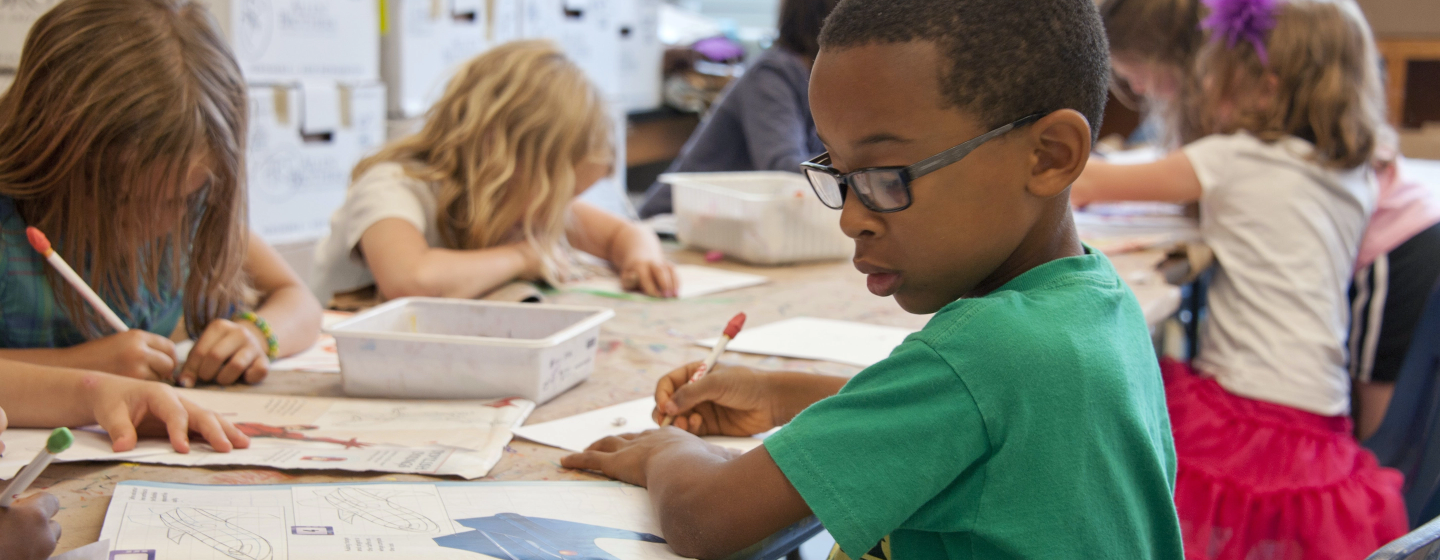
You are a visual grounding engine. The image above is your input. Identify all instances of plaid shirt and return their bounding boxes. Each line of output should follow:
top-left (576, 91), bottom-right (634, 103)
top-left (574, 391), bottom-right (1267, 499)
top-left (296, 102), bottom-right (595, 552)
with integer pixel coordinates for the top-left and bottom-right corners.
top-left (0, 196), bottom-right (183, 348)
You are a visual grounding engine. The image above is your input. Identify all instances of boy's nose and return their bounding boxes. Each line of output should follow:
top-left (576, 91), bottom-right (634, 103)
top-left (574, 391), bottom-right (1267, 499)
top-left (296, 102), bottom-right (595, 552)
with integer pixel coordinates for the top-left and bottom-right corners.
top-left (838, 192), bottom-right (883, 240)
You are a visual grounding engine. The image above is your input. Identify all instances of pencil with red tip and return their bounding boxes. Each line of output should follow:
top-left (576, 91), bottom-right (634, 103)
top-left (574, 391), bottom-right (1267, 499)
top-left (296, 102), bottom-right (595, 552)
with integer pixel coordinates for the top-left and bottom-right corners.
top-left (661, 312), bottom-right (746, 427)
top-left (26, 227), bottom-right (129, 334)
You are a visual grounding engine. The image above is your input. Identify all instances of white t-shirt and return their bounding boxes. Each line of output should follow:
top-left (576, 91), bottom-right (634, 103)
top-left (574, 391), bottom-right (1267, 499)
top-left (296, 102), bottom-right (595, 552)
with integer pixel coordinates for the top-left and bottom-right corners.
top-left (312, 162), bottom-right (442, 303)
top-left (1183, 132), bottom-right (1376, 416)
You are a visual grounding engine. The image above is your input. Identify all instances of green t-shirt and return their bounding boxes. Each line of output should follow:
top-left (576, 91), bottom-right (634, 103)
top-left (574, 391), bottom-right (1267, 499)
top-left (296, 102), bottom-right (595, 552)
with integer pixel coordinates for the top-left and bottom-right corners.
top-left (765, 248), bottom-right (1183, 559)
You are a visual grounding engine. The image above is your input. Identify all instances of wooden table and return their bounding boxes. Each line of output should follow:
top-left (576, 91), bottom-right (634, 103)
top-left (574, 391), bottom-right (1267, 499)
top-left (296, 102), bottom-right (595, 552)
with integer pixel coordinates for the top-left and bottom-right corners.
top-left (41, 247), bottom-right (1180, 554)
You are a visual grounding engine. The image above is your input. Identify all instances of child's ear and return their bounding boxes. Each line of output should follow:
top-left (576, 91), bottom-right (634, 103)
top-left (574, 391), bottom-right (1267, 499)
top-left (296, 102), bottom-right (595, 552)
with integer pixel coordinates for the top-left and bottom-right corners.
top-left (1025, 110), bottom-right (1092, 199)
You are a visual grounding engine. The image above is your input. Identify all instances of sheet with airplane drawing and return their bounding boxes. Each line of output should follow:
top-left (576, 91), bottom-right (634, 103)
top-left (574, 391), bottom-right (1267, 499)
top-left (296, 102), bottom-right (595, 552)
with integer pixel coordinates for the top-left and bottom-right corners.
top-left (0, 391), bottom-right (533, 480)
top-left (99, 480), bottom-right (690, 560)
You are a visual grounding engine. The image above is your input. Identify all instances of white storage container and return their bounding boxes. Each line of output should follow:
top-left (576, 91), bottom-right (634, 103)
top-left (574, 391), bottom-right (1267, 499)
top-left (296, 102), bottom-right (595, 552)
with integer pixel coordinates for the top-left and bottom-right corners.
top-left (328, 298), bottom-right (615, 403)
top-left (664, 171), bottom-right (851, 265)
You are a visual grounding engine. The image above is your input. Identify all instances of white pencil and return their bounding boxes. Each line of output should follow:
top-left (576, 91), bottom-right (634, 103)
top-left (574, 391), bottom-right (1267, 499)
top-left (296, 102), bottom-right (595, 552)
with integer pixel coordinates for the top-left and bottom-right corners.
top-left (660, 312), bottom-right (746, 427)
top-left (0, 428), bottom-right (73, 508)
top-left (26, 227), bottom-right (129, 334)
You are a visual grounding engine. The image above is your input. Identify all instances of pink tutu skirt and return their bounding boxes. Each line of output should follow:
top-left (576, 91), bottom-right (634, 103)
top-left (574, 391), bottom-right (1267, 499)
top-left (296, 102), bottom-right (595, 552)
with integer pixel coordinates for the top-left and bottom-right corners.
top-left (1162, 359), bottom-right (1408, 560)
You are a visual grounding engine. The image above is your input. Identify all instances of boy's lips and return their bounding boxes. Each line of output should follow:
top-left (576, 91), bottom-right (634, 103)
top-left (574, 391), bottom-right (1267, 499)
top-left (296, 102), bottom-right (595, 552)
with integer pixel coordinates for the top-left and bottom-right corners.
top-left (854, 260), bottom-right (902, 297)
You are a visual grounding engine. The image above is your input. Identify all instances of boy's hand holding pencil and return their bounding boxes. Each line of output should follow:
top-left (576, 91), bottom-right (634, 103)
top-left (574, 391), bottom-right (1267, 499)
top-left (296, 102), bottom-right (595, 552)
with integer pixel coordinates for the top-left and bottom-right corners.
top-left (653, 363), bottom-right (781, 437)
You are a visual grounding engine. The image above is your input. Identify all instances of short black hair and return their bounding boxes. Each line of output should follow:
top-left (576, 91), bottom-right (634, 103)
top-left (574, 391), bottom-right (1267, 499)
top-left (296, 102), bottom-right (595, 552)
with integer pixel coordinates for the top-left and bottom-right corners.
top-left (819, 0), bottom-right (1110, 140)
top-left (775, 0), bottom-right (841, 60)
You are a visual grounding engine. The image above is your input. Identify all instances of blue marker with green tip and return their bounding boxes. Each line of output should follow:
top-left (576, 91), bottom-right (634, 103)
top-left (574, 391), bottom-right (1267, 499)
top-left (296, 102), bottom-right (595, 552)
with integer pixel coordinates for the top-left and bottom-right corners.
top-left (0, 427), bottom-right (73, 507)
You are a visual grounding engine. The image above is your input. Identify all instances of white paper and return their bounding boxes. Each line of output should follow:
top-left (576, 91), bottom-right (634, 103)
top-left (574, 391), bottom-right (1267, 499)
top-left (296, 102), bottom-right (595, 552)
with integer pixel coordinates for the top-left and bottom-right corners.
top-left (99, 480), bottom-right (687, 559)
top-left (698, 317), bottom-right (917, 368)
top-left (0, 392), bottom-right (533, 480)
top-left (1098, 146), bottom-right (1167, 165)
top-left (565, 265), bottom-right (769, 299)
top-left (514, 398), bottom-right (770, 453)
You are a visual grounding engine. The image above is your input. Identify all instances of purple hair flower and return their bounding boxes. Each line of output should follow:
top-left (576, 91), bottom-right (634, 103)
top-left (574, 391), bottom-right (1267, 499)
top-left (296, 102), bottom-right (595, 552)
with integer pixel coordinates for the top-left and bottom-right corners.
top-left (1201, 0), bottom-right (1279, 65)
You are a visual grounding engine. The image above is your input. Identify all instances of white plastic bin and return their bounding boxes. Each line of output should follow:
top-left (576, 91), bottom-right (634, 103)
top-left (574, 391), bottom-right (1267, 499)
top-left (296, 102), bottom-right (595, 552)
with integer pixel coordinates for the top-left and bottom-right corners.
top-left (664, 171), bottom-right (851, 265)
top-left (327, 298), bottom-right (615, 403)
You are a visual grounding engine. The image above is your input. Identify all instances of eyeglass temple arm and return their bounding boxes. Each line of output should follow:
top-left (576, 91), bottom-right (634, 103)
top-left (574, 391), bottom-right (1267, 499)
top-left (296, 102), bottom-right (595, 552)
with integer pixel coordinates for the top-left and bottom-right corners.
top-left (902, 113), bottom-right (1045, 181)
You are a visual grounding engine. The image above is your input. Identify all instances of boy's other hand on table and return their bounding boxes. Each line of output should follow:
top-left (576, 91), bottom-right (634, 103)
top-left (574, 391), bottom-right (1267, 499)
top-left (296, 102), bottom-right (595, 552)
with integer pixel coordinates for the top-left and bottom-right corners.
top-left (654, 362), bottom-right (780, 436)
top-left (0, 493), bottom-right (60, 560)
top-left (560, 428), bottom-right (738, 487)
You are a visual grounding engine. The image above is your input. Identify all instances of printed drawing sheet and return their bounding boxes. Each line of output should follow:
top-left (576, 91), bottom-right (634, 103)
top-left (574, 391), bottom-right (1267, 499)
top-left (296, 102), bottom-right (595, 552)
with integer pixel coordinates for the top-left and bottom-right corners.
top-left (565, 265), bottom-right (769, 299)
top-left (698, 317), bottom-right (917, 368)
top-left (0, 392), bottom-right (533, 480)
top-left (514, 397), bottom-right (773, 454)
top-left (99, 480), bottom-right (689, 560)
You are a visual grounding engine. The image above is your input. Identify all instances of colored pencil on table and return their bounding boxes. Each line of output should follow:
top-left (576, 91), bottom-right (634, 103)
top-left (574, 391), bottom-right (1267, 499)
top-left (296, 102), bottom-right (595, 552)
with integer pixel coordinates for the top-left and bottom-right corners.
top-left (660, 312), bottom-right (746, 427)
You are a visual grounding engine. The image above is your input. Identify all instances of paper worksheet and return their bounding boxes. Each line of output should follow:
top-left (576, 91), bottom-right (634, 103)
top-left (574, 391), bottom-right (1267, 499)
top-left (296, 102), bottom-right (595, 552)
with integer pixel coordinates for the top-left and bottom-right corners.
top-left (0, 392), bottom-right (533, 480)
top-left (698, 317), bottom-right (917, 368)
top-left (565, 264), bottom-right (769, 299)
top-left (98, 480), bottom-right (687, 560)
top-left (514, 397), bottom-right (772, 454)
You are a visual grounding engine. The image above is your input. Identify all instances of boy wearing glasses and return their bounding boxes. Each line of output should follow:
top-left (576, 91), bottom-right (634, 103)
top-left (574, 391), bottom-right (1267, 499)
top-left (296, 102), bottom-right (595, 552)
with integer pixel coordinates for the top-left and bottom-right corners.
top-left (561, 0), bottom-right (1184, 558)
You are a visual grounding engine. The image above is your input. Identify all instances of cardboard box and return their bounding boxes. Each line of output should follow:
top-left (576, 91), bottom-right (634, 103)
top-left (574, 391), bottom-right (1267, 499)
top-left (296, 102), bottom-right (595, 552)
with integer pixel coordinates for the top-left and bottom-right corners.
top-left (247, 81), bottom-right (386, 244)
top-left (1400, 124), bottom-right (1440, 160)
top-left (522, 0), bottom-right (621, 99)
top-left (1358, 0), bottom-right (1440, 39)
top-left (614, 0), bottom-right (662, 111)
top-left (0, 0), bottom-right (60, 69)
top-left (383, 0), bottom-right (490, 118)
top-left (201, 0), bottom-right (380, 82)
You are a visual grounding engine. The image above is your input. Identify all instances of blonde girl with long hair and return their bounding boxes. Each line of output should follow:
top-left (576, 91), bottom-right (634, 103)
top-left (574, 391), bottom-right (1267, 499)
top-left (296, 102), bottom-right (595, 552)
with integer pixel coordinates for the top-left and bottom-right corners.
top-left (314, 41), bottom-right (676, 303)
top-left (1073, 0), bottom-right (1409, 557)
top-left (0, 0), bottom-right (323, 387)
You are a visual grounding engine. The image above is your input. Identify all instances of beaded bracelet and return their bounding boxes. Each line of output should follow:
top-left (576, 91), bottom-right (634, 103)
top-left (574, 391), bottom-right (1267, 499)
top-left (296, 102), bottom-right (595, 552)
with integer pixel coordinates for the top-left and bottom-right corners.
top-left (233, 311), bottom-right (279, 360)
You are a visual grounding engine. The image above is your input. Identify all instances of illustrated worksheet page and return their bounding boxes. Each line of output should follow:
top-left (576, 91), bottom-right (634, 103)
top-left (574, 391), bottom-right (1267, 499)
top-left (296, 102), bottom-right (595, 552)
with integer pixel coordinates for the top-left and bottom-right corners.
top-left (99, 481), bottom-right (688, 560)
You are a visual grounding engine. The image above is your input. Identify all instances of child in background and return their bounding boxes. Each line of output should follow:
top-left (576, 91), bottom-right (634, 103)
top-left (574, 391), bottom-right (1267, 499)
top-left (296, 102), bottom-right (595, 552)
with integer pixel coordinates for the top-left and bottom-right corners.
top-left (637, 0), bottom-right (838, 218)
top-left (1093, 0), bottom-right (1440, 439)
top-left (314, 41), bottom-right (676, 304)
top-left (0, 358), bottom-right (248, 558)
top-left (1072, 0), bottom-right (1408, 557)
top-left (562, 0), bottom-right (1185, 558)
top-left (0, 0), bottom-right (323, 387)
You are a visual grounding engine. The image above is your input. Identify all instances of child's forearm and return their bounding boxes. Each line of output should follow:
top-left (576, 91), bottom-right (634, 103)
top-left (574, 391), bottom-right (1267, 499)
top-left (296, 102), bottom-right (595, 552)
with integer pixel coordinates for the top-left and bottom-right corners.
top-left (765, 372), bottom-right (849, 424)
top-left (0, 363), bottom-right (96, 428)
top-left (1073, 154), bottom-right (1203, 205)
top-left (254, 284), bottom-right (322, 357)
top-left (645, 442), bottom-right (811, 559)
top-left (379, 245), bottom-right (532, 300)
top-left (607, 222), bottom-right (663, 265)
top-left (0, 348), bottom-right (86, 371)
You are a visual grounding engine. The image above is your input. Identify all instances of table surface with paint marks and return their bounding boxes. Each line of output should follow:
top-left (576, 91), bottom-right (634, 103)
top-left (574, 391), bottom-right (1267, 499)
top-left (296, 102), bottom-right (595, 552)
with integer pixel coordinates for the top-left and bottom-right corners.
top-left (43, 246), bottom-right (1179, 552)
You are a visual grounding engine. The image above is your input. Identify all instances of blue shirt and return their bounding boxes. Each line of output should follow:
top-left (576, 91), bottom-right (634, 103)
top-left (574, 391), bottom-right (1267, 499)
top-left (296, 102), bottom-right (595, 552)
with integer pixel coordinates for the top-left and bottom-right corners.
top-left (0, 196), bottom-right (184, 347)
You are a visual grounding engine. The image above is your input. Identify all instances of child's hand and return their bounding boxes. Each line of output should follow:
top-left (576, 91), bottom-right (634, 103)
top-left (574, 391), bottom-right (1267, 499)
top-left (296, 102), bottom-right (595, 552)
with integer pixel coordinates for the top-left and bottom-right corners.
top-left (655, 362), bottom-right (779, 436)
top-left (180, 319), bottom-right (269, 387)
top-left (79, 373), bottom-right (250, 453)
top-left (0, 492), bottom-right (60, 560)
top-left (560, 428), bottom-right (732, 486)
top-left (71, 330), bottom-right (177, 382)
top-left (619, 255), bottom-right (677, 298)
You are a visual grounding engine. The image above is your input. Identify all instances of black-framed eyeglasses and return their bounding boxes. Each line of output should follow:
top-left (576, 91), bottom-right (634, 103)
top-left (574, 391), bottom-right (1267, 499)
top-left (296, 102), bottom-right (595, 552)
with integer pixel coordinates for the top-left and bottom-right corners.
top-left (801, 113), bottom-right (1046, 213)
